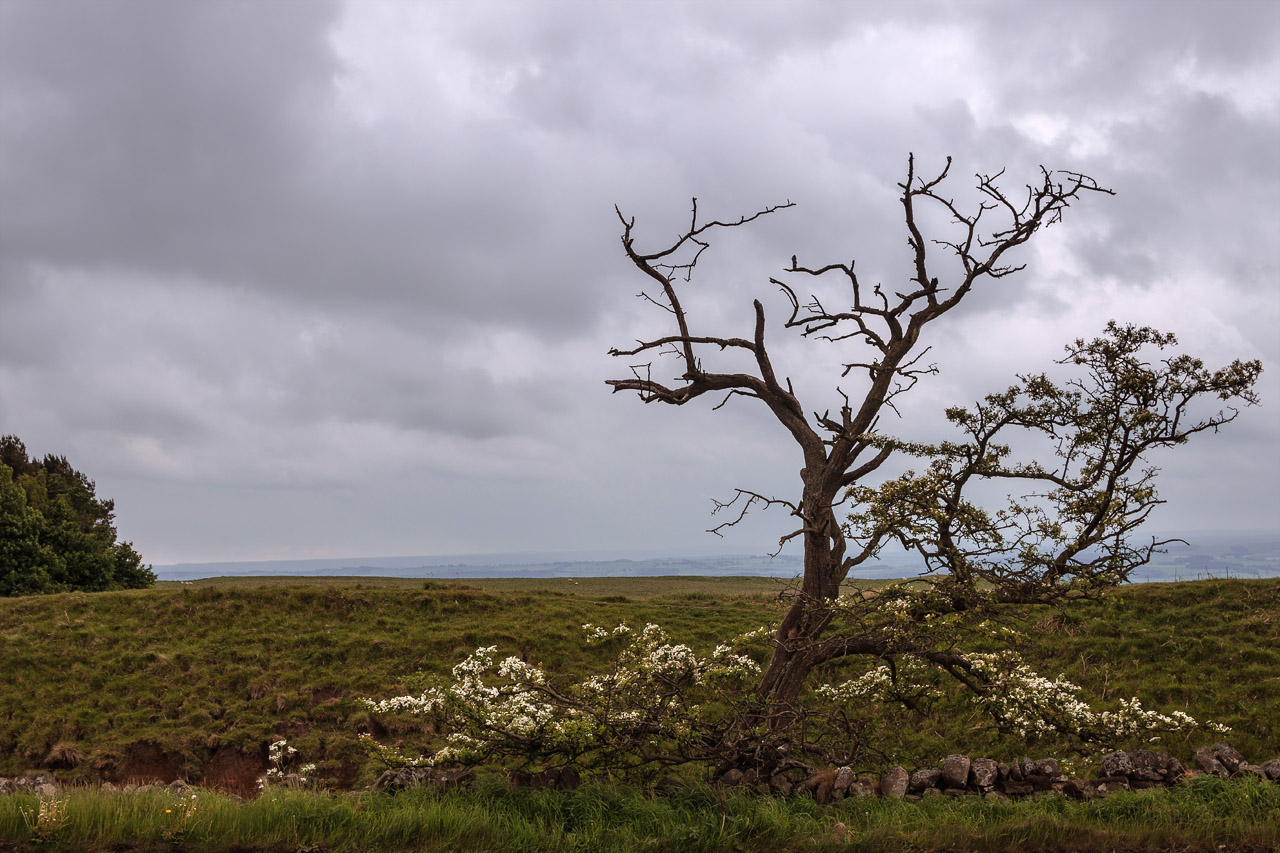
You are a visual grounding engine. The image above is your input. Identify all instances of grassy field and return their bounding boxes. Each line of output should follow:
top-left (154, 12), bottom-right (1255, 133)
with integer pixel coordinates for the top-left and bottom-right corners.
top-left (1, 575), bottom-right (785, 787)
top-left (1, 575), bottom-right (1278, 850)
top-left (2, 576), bottom-right (1278, 787)
top-left (0, 775), bottom-right (1277, 852)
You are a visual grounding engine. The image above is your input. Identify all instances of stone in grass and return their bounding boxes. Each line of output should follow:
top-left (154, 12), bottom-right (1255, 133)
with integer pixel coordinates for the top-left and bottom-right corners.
top-left (1061, 779), bottom-right (1096, 801)
top-left (1099, 750), bottom-right (1132, 779)
top-left (833, 766), bottom-right (855, 800)
top-left (1028, 758), bottom-right (1061, 779)
top-left (969, 758), bottom-right (999, 790)
top-left (940, 754), bottom-right (971, 789)
top-left (1069, 778), bottom-right (1139, 800)
top-left (1262, 758), bottom-right (1280, 781)
top-left (1028, 775), bottom-right (1058, 792)
top-left (879, 766), bottom-right (909, 799)
top-left (1194, 743), bottom-right (1246, 778)
top-left (908, 768), bottom-right (941, 793)
top-left (719, 768), bottom-right (745, 787)
top-left (381, 768), bottom-right (410, 791)
top-left (374, 766), bottom-right (476, 793)
top-left (1089, 777), bottom-right (1131, 797)
top-left (1131, 750), bottom-right (1184, 783)
top-left (999, 780), bottom-right (1034, 797)
top-left (848, 778), bottom-right (879, 799)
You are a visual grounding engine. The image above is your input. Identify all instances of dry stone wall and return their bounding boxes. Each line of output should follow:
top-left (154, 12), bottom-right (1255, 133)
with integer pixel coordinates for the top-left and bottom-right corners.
top-left (4, 741), bottom-right (1279, 802)
top-left (768, 742), bottom-right (1280, 805)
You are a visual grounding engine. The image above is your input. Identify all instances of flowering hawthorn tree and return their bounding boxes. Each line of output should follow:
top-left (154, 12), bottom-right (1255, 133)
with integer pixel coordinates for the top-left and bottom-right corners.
top-left (366, 157), bottom-right (1260, 780)
top-left (601, 156), bottom-right (1260, 772)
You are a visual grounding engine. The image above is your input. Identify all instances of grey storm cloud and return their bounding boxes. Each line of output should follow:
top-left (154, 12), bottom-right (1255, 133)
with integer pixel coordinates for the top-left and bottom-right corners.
top-left (0, 0), bottom-right (1276, 564)
top-left (0, 2), bottom-right (336, 270)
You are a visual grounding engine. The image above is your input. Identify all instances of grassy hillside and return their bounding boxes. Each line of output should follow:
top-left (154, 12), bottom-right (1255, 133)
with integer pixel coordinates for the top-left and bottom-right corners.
top-left (1, 576), bottom-right (1277, 789)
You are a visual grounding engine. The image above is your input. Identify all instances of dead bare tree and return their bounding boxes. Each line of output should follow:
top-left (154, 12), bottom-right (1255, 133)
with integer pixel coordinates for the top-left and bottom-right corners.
top-left (607, 155), bottom-right (1261, 770)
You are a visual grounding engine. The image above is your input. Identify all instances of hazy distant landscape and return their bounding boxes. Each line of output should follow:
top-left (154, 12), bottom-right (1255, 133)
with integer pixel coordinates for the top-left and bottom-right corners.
top-left (155, 530), bottom-right (1280, 583)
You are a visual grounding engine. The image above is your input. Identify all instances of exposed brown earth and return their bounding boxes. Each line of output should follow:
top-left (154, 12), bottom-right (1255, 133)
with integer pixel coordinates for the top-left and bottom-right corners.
top-left (119, 740), bottom-right (183, 785)
top-left (199, 745), bottom-right (269, 798)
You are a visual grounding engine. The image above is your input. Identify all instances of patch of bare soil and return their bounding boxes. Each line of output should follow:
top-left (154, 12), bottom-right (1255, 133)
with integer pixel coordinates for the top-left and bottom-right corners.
top-left (200, 744), bottom-right (269, 797)
top-left (118, 740), bottom-right (184, 784)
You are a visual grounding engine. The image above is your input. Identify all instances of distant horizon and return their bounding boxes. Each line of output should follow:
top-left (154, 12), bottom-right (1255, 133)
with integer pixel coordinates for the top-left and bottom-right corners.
top-left (153, 527), bottom-right (1280, 568)
top-left (153, 529), bottom-right (1280, 582)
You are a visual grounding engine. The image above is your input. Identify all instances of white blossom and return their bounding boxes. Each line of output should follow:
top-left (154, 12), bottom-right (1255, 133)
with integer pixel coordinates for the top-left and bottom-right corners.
top-left (962, 651), bottom-right (1218, 743)
top-left (359, 620), bottom-right (1221, 773)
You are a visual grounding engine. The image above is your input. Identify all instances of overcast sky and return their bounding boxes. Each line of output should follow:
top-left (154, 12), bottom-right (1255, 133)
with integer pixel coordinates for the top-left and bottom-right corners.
top-left (1, 0), bottom-right (1276, 566)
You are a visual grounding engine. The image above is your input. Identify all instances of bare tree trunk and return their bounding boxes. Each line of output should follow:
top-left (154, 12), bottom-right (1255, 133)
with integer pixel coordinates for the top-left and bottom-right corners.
top-left (756, 474), bottom-right (845, 714)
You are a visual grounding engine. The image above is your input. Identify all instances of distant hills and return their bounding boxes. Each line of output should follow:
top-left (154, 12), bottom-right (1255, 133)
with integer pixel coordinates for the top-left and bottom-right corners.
top-left (154, 530), bottom-right (1279, 582)
top-left (1137, 530), bottom-right (1280, 581)
top-left (156, 551), bottom-right (810, 581)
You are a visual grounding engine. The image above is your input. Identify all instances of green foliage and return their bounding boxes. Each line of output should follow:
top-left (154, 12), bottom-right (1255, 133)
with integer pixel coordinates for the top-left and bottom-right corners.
top-left (0, 464), bottom-right (59, 596)
top-left (847, 323), bottom-right (1263, 600)
top-left (0, 435), bottom-right (154, 596)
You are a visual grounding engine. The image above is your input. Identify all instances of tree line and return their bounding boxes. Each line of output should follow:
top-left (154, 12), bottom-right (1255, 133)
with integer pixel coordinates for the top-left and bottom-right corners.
top-left (0, 435), bottom-right (154, 596)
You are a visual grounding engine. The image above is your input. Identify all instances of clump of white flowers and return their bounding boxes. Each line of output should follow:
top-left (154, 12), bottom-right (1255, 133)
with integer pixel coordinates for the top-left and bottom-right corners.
top-left (815, 646), bottom-right (1224, 749)
top-left (361, 623), bottom-right (769, 773)
top-left (816, 657), bottom-right (941, 704)
top-left (258, 738), bottom-right (317, 789)
top-left (960, 651), bottom-right (1228, 744)
top-left (20, 796), bottom-right (67, 839)
top-left (364, 614), bottom-right (1229, 777)
top-left (582, 622), bottom-right (632, 642)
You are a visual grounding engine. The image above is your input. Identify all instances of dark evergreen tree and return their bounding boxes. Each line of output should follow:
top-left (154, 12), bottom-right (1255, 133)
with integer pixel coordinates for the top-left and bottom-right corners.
top-left (0, 464), bottom-right (60, 596)
top-left (0, 436), bottom-right (155, 595)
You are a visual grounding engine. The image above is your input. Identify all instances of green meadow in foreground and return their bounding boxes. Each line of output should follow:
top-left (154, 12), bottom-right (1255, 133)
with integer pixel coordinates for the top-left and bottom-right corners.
top-left (1, 576), bottom-right (1278, 786)
top-left (0, 775), bottom-right (1277, 852)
